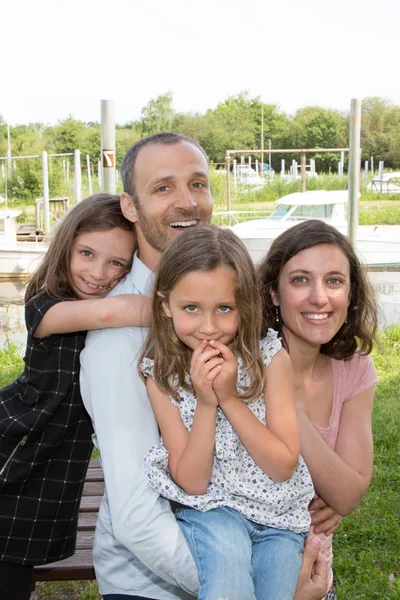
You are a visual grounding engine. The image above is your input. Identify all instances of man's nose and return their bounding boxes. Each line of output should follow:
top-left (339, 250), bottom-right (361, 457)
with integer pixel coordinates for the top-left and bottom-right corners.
top-left (174, 187), bottom-right (198, 210)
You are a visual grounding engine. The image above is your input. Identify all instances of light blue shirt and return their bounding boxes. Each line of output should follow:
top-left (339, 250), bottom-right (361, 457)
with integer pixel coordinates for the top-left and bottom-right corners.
top-left (80, 255), bottom-right (199, 598)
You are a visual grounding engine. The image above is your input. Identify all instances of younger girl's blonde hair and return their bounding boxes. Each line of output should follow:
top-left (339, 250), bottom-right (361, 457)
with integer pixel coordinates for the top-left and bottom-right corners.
top-left (140, 225), bottom-right (265, 401)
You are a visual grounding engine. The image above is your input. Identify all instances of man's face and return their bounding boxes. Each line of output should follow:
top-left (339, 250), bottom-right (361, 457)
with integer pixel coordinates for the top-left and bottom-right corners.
top-left (121, 141), bottom-right (213, 270)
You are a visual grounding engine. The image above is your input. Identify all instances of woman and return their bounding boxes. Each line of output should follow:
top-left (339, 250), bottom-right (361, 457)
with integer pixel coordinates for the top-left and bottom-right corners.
top-left (258, 220), bottom-right (378, 599)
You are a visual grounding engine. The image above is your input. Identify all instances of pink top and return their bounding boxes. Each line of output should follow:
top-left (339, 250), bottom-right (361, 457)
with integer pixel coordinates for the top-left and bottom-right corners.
top-left (310, 351), bottom-right (378, 590)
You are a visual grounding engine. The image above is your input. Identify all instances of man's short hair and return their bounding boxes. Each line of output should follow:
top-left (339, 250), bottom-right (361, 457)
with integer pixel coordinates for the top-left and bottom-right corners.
top-left (120, 132), bottom-right (209, 207)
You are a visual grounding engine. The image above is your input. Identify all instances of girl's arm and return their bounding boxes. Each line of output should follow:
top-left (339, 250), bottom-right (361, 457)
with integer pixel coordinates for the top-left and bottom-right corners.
top-left (34, 294), bottom-right (151, 337)
top-left (213, 341), bottom-right (300, 482)
top-left (296, 386), bottom-right (374, 516)
top-left (146, 376), bottom-right (217, 496)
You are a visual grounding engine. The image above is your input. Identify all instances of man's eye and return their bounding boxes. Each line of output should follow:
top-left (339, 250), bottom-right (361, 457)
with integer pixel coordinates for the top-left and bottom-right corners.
top-left (218, 306), bottom-right (231, 313)
top-left (156, 185), bottom-right (169, 193)
top-left (192, 181), bottom-right (206, 189)
top-left (184, 305), bottom-right (198, 313)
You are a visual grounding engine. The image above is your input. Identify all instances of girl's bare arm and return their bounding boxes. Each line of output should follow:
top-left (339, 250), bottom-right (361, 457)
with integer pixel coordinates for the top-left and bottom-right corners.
top-left (216, 345), bottom-right (300, 482)
top-left (146, 377), bottom-right (216, 495)
top-left (34, 294), bottom-right (152, 337)
top-left (296, 386), bottom-right (374, 515)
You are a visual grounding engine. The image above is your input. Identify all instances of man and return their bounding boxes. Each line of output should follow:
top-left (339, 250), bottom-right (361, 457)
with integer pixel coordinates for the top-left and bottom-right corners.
top-left (80, 133), bottom-right (329, 600)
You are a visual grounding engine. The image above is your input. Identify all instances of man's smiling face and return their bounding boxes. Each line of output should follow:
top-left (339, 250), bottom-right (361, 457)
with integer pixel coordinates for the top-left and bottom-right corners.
top-left (121, 140), bottom-right (213, 270)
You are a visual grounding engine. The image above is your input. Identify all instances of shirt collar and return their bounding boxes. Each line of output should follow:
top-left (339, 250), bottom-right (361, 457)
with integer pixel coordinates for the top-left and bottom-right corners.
top-left (129, 251), bottom-right (155, 296)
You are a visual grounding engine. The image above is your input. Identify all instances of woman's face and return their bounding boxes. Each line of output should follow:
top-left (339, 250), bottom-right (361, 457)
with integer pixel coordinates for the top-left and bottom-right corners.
top-left (271, 243), bottom-right (351, 349)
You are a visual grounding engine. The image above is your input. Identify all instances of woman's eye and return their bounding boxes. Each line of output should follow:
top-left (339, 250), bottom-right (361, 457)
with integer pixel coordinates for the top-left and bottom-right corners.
top-left (327, 278), bottom-right (342, 285)
top-left (184, 305), bottom-right (198, 313)
top-left (80, 250), bottom-right (92, 257)
top-left (218, 306), bottom-right (231, 313)
top-left (292, 276), bottom-right (307, 284)
top-left (111, 260), bottom-right (124, 268)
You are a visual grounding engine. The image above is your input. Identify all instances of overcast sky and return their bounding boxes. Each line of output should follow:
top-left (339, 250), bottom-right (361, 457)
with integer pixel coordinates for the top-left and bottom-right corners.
top-left (2, 0), bottom-right (399, 125)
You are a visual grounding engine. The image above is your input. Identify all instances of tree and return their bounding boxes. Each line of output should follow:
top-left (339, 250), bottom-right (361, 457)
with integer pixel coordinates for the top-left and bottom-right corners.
top-left (139, 92), bottom-right (175, 137)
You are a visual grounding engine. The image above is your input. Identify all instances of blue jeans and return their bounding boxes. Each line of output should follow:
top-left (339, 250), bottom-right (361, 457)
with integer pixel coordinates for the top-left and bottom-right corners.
top-left (177, 506), bottom-right (307, 600)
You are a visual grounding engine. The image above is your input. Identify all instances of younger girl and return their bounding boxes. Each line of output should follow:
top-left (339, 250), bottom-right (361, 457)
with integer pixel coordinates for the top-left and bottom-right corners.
top-left (140, 225), bottom-right (315, 600)
top-left (0, 193), bottom-right (149, 600)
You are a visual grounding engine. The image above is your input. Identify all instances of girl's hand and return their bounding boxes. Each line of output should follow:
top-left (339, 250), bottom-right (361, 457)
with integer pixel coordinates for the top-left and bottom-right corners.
top-left (309, 497), bottom-right (342, 536)
top-left (208, 340), bottom-right (238, 406)
top-left (190, 340), bottom-right (223, 407)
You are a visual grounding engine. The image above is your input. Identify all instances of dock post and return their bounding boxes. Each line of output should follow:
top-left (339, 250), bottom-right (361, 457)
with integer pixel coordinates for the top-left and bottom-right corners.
top-left (41, 151), bottom-right (50, 234)
top-left (348, 99), bottom-right (361, 245)
top-left (100, 100), bottom-right (116, 193)
top-left (74, 150), bottom-right (82, 203)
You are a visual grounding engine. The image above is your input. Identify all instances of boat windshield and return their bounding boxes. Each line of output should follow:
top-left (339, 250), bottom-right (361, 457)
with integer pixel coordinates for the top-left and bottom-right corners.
top-left (287, 204), bottom-right (334, 221)
top-left (268, 205), bottom-right (292, 220)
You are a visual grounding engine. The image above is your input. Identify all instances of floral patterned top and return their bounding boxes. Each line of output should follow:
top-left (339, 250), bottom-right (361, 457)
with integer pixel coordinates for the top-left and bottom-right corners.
top-left (141, 329), bottom-right (314, 533)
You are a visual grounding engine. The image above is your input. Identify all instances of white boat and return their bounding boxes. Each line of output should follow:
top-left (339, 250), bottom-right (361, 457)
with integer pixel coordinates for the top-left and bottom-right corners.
top-left (0, 209), bottom-right (47, 279)
top-left (229, 190), bottom-right (400, 267)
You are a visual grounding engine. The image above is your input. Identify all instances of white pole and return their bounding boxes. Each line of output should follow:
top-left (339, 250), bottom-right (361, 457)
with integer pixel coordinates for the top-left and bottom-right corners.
top-left (248, 156), bottom-right (251, 170)
top-left (338, 161), bottom-right (343, 179)
top-left (98, 158), bottom-right (102, 190)
top-left (378, 161), bottom-right (384, 192)
top-left (348, 99), bottom-right (361, 244)
top-left (86, 154), bottom-right (93, 195)
top-left (100, 99), bottom-right (116, 193)
top-left (281, 159), bottom-right (285, 178)
top-left (255, 159), bottom-right (258, 177)
top-left (364, 160), bottom-right (369, 186)
top-left (74, 149), bottom-right (82, 203)
top-left (371, 156), bottom-right (374, 174)
top-left (233, 159), bottom-right (237, 190)
top-left (268, 139), bottom-right (271, 168)
top-left (41, 151), bottom-right (50, 234)
top-left (7, 124), bottom-right (12, 184)
top-left (340, 151), bottom-right (345, 171)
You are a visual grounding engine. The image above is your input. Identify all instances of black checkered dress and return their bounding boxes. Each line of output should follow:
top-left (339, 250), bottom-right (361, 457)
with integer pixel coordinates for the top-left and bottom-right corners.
top-left (0, 294), bottom-right (93, 566)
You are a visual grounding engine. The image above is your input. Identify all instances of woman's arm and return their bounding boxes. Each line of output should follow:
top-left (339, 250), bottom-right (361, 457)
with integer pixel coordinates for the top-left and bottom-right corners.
top-left (297, 386), bottom-right (374, 515)
top-left (34, 294), bottom-right (151, 337)
top-left (146, 375), bottom-right (217, 496)
top-left (214, 343), bottom-right (300, 482)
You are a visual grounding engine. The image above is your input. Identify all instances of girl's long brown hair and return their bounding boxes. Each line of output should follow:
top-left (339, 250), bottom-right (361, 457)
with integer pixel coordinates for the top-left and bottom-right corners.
top-left (140, 225), bottom-right (265, 401)
top-left (25, 193), bottom-right (135, 303)
top-left (258, 219), bottom-right (378, 358)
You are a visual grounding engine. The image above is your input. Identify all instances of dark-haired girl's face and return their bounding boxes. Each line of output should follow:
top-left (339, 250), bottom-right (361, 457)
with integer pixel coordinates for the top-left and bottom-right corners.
top-left (271, 244), bottom-right (350, 349)
top-left (69, 228), bottom-right (135, 299)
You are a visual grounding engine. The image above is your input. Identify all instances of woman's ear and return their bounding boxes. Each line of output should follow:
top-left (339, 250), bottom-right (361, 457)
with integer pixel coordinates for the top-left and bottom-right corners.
top-left (120, 193), bottom-right (138, 224)
top-left (270, 288), bottom-right (280, 307)
top-left (157, 291), bottom-right (172, 318)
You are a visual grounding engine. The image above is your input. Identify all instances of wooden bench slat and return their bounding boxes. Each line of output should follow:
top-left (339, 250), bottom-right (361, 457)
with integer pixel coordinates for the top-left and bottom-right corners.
top-left (75, 531), bottom-right (94, 550)
top-left (84, 467), bottom-right (104, 482)
top-left (78, 512), bottom-right (98, 531)
top-left (82, 481), bottom-right (104, 496)
top-left (34, 550), bottom-right (95, 581)
top-left (79, 495), bottom-right (101, 512)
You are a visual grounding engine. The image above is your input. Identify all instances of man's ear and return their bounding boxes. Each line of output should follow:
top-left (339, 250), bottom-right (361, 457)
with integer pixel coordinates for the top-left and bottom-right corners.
top-left (157, 291), bottom-right (172, 318)
top-left (270, 288), bottom-right (280, 307)
top-left (120, 193), bottom-right (138, 224)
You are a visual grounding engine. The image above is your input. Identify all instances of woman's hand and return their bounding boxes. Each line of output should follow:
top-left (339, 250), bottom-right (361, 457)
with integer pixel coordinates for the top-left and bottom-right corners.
top-left (208, 340), bottom-right (238, 406)
top-left (294, 535), bottom-right (328, 600)
top-left (310, 497), bottom-right (342, 536)
top-left (190, 341), bottom-right (223, 407)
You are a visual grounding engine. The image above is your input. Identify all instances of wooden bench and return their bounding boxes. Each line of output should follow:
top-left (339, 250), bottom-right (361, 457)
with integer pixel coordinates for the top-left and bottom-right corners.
top-left (34, 457), bottom-right (103, 582)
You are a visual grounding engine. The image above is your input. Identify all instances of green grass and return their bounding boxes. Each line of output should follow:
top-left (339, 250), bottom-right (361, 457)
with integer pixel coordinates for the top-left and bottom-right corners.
top-left (1, 325), bottom-right (399, 599)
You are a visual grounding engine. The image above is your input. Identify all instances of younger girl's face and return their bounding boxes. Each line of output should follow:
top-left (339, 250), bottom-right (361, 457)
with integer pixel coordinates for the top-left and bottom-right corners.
top-left (70, 228), bottom-right (135, 299)
top-left (162, 266), bottom-right (239, 351)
